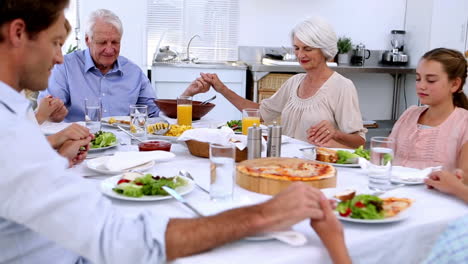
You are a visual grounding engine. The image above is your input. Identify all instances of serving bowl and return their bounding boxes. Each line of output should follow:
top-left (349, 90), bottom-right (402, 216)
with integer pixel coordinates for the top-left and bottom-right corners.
top-left (155, 99), bottom-right (215, 120)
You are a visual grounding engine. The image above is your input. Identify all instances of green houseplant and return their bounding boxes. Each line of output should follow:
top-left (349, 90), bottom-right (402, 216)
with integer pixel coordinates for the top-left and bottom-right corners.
top-left (337, 37), bottom-right (352, 65)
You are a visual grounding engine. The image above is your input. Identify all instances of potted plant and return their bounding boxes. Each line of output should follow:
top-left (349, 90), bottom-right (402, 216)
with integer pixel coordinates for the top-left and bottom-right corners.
top-left (337, 37), bottom-right (352, 65)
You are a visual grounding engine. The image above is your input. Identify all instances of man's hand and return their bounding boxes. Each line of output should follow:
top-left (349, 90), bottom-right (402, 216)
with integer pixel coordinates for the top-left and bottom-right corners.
top-left (307, 120), bottom-right (336, 146)
top-left (257, 182), bottom-right (325, 232)
top-left (182, 77), bottom-right (211, 96)
top-left (48, 97), bottom-right (68, 122)
top-left (57, 136), bottom-right (92, 167)
top-left (47, 123), bottom-right (91, 149)
top-left (200, 73), bottom-right (227, 93)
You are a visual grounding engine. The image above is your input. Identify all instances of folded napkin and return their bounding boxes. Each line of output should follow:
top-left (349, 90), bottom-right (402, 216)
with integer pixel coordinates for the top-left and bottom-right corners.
top-left (391, 166), bottom-right (441, 182)
top-left (178, 127), bottom-right (250, 150)
top-left (358, 158), bottom-right (440, 182)
top-left (104, 151), bottom-right (175, 171)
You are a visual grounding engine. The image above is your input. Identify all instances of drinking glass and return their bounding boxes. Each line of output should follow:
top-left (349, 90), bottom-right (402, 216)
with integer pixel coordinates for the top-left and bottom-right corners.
top-left (242, 108), bottom-right (260, 135)
top-left (177, 95), bottom-right (192, 126)
top-left (84, 98), bottom-right (102, 133)
top-left (209, 143), bottom-right (236, 202)
top-left (368, 137), bottom-right (395, 191)
top-left (129, 104), bottom-right (148, 142)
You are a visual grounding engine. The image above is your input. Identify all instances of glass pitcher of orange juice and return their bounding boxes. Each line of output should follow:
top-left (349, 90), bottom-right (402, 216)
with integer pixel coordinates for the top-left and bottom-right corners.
top-left (242, 108), bottom-right (261, 135)
top-left (177, 95), bottom-right (192, 126)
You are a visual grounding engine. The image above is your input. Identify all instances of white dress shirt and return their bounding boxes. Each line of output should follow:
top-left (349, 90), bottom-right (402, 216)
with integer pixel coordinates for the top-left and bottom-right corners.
top-left (0, 81), bottom-right (169, 264)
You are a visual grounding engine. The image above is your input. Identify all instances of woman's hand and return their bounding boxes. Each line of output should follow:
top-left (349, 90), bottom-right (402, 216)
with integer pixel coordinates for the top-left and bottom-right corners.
top-left (57, 136), bottom-right (92, 167)
top-left (307, 120), bottom-right (336, 146)
top-left (310, 196), bottom-right (351, 264)
top-left (425, 170), bottom-right (464, 194)
top-left (182, 77), bottom-right (211, 96)
top-left (200, 73), bottom-right (227, 93)
top-left (35, 96), bottom-right (62, 124)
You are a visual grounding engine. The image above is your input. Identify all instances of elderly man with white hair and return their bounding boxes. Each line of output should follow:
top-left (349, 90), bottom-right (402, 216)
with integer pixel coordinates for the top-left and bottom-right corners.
top-left (185, 17), bottom-right (367, 148)
top-left (38, 9), bottom-right (160, 121)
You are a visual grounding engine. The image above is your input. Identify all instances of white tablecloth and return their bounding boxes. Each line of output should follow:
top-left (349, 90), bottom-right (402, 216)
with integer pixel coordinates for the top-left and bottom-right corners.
top-left (65, 124), bottom-right (468, 264)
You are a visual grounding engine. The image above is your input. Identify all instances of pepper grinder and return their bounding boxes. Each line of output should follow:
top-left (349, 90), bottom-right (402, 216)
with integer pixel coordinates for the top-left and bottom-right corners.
top-left (267, 122), bottom-right (282, 157)
top-left (247, 124), bottom-right (262, 160)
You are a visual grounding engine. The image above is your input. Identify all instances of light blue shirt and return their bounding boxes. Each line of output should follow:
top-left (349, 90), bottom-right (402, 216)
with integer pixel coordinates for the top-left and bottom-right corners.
top-left (38, 49), bottom-right (159, 122)
top-left (0, 81), bottom-right (169, 263)
top-left (423, 215), bottom-right (468, 264)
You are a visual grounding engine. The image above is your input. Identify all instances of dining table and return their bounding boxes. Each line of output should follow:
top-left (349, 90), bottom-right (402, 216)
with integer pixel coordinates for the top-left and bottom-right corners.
top-left (44, 119), bottom-right (468, 264)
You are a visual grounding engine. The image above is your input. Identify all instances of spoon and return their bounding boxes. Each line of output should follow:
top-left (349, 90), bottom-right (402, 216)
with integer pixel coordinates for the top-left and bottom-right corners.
top-left (179, 170), bottom-right (209, 194)
top-left (116, 125), bottom-right (144, 143)
top-left (200, 95), bottom-right (216, 105)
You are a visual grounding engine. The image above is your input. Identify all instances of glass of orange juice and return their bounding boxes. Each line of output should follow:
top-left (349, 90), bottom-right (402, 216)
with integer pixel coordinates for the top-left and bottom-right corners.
top-left (242, 108), bottom-right (261, 135)
top-left (177, 95), bottom-right (192, 126)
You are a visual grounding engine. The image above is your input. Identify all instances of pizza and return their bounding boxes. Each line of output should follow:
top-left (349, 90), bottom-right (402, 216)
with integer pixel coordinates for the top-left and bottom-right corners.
top-left (382, 197), bottom-right (413, 218)
top-left (237, 161), bottom-right (336, 181)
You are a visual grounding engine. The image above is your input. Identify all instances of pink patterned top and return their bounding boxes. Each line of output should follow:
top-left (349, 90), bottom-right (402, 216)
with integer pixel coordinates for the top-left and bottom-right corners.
top-left (389, 106), bottom-right (468, 170)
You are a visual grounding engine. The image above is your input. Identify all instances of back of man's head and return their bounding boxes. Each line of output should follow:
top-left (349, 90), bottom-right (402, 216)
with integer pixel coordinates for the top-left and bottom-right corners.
top-left (0, 0), bottom-right (70, 42)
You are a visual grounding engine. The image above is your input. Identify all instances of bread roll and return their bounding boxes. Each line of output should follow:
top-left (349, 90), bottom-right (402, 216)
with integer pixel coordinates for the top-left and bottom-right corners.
top-left (316, 147), bottom-right (338, 163)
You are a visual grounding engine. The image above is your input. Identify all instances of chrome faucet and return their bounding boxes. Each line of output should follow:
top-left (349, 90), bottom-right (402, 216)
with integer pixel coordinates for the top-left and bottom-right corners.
top-left (182, 34), bottom-right (201, 63)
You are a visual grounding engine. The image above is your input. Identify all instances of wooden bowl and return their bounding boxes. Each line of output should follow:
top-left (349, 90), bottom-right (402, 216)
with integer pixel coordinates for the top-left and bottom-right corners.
top-left (185, 140), bottom-right (247, 162)
top-left (155, 99), bottom-right (215, 120)
top-left (236, 157), bottom-right (336, 195)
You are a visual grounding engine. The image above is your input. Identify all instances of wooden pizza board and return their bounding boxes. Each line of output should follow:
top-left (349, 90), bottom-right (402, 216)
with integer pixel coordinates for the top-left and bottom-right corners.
top-left (236, 157), bottom-right (337, 195)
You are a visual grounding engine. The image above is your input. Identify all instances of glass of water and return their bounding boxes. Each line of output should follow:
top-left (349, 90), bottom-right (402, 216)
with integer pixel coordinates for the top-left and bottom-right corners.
top-left (368, 137), bottom-right (395, 191)
top-left (129, 104), bottom-right (148, 142)
top-left (209, 143), bottom-right (236, 202)
top-left (84, 98), bottom-right (102, 133)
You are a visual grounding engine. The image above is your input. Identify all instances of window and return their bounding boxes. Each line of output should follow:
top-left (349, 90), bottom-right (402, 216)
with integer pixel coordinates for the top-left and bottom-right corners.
top-left (64, 0), bottom-right (80, 54)
top-left (147, 0), bottom-right (239, 65)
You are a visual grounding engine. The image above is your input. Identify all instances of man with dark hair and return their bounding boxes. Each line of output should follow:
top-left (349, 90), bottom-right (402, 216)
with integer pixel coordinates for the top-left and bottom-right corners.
top-left (0, 1), bottom-right (341, 263)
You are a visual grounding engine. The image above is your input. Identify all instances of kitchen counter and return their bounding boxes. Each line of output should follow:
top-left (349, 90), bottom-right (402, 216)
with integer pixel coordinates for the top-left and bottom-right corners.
top-left (247, 61), bottom-right (416, 121)
top-left (153, 61), bottom-right (248, 70)
top-left (248, 62), bottom-right (415, 74)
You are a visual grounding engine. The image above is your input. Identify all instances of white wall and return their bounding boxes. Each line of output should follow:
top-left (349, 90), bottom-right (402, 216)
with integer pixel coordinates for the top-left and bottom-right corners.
top-left (238, 0), bottom-right (407, 49)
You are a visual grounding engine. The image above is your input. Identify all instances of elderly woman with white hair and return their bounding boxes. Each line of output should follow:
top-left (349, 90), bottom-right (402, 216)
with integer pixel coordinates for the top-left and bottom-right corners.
top-left (186, 17), bottom-right (366, 148)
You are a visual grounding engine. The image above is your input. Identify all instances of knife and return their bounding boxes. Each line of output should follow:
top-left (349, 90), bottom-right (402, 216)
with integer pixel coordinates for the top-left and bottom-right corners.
top-left (162, 186), bottom-right (204, 217)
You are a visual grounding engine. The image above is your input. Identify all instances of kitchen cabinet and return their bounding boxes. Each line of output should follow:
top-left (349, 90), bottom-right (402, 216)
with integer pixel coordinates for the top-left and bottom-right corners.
top-left (405, 0), bottom-right (468, 67)
top-left (152, 64), bottom-right (247, 121)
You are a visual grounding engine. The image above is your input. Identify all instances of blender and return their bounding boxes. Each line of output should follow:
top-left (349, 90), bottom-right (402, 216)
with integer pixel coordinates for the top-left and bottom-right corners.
top-left (382, 30), bottom-right (409, 65)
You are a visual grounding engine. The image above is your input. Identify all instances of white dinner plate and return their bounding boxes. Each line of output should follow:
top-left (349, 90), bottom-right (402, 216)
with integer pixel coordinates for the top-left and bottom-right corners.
top-left (336, 209), bottom-right (410, 224)
top-left (86, 156), bottom-right (155, 175)
top-left (100, 175), bottom-right (195, 201)
top-left (101, 116), bottom-right (131, 129)
top-left (88, 142), bottom-right (118, 152)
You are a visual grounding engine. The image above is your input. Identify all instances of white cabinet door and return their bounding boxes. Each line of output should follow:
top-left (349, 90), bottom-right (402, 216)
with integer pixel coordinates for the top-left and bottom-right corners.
top-left (152, 66), bottom-right (246, 122)
top-left (430, 0), bottom-right (468, 52)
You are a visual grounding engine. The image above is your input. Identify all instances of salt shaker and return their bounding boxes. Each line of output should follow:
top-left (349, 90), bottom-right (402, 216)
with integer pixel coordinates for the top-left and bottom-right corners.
top-left (267, 122), bottom-right (282, 157)
top-left (247, 124), bottom-right (262, 159)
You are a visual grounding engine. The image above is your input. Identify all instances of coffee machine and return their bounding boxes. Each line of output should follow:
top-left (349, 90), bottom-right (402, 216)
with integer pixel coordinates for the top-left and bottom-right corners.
top-left (382, 30), bottom-right (409, 65)
top-left (351, 43), bottom-right (371, 66)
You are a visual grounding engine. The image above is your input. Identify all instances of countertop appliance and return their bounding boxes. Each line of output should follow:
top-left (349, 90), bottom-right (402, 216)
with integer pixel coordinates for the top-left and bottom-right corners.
top-left (351, 43), bottom-right (371, 66)
top-left (382, 30), bottom-right (409, 65)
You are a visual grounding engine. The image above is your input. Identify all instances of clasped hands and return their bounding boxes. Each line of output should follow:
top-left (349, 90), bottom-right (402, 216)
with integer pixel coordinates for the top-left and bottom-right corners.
top-left (184, 73), bottom-right (226, 96)
top-left (306, 120), bottom-right (337, 147)
top-left (47, 123), bottom-right (93, 167)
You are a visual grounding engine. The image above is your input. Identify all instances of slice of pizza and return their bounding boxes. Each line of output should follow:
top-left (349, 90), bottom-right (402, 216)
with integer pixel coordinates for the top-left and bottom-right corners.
top-left (382, 197), bottom-right (413, 218)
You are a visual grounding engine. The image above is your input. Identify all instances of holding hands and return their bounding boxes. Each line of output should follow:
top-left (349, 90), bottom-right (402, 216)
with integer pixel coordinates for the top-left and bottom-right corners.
top-left (183, 76), bottom-right (211, 97)
top-left (36, 96), bottom-right (68, 124)
top-left (47, 123), bottom-right (93, 167)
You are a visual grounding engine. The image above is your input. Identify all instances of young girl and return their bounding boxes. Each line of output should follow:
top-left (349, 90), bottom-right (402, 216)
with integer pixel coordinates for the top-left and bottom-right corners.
top-left (389, 48), bottom-right (468, 177)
